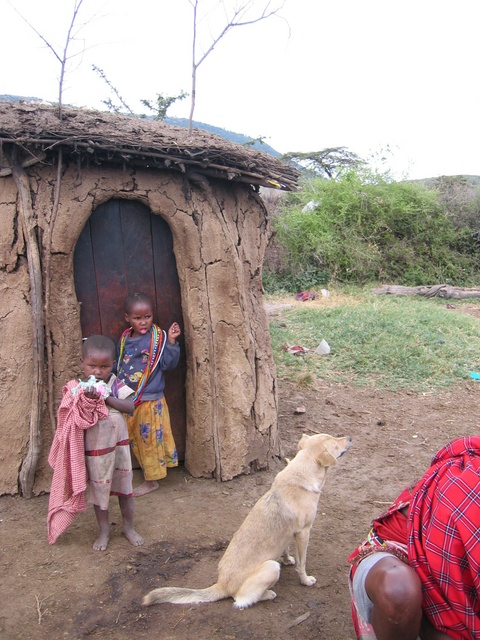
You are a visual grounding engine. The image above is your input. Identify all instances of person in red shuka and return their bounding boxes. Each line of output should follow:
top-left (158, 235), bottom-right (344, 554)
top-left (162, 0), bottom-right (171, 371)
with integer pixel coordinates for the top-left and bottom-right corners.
top-left (348, 436), bottom-right (480, 640)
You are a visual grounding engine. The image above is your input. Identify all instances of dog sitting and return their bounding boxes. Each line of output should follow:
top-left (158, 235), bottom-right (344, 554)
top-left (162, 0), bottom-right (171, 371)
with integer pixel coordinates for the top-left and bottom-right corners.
top-left (143, 433), bottom-right (352, 609)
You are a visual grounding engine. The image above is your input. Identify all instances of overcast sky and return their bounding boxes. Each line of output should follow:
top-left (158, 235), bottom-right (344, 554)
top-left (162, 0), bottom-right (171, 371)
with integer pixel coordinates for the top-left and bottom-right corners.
top-left (2, 0), bottom-right (479, 180)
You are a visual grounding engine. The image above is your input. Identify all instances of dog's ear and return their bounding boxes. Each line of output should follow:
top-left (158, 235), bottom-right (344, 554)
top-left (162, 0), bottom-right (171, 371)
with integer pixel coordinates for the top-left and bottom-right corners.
top-left (316, 449), bottom-right (338, 467)
top-left (298, 434), bottom-right (310, 450)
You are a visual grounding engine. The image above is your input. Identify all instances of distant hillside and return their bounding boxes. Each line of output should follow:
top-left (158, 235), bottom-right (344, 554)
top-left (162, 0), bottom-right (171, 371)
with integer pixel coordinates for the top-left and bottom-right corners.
top-left (0, 94), bottom-right (281, 158)
top-left (164, 116), bottom-right (280, 157)
top-left (416, 176), bottom-right (480, 188)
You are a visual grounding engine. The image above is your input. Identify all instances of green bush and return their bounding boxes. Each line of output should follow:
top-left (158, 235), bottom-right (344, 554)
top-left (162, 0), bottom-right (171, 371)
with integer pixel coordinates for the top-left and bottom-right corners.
top-left (262, 264), bottom-right (330, 294)
top-left (267, 170), bottom-right (480, 291)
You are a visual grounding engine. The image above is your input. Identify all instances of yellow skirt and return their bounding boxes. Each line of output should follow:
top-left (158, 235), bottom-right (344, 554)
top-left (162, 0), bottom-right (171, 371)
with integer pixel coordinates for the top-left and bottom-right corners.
top-left (126, 397), bottom-right (178, 481)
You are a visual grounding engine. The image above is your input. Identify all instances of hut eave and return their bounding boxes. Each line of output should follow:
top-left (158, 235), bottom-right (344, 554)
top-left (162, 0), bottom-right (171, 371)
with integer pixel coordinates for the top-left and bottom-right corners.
top-left (0, 101), bottom-right (300, 191)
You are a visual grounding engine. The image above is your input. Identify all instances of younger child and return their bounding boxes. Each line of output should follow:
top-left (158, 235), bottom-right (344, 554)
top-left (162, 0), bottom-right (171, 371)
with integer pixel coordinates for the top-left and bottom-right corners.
top-left (47, 335), bottom-right (144, 551)
top-left (117, 293), bottom-right (181, 497)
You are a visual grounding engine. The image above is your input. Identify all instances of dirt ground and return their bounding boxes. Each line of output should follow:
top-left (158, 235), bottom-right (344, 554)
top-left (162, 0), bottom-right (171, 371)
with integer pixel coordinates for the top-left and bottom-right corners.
top-left (3, 305), bottom-right (480, 640)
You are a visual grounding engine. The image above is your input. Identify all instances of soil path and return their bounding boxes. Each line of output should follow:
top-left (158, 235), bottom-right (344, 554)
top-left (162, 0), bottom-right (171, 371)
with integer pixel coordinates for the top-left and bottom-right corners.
top-left (2, 374), bottom-right (478, 640)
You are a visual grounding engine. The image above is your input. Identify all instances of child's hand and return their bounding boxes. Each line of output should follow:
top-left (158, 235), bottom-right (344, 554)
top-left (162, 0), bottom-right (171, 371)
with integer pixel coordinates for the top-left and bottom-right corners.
top-left (83, 387), bottom-right (101, 400)
top-left (168, 322), bottom-right (181, 344)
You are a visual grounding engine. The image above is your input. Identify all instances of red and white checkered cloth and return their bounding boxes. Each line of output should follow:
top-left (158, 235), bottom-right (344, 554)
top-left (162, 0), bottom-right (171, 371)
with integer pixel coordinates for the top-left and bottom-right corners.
top-left (409, 436), bottom-right (480, 639)
top-left (47, 380), bottom-right (108, 544)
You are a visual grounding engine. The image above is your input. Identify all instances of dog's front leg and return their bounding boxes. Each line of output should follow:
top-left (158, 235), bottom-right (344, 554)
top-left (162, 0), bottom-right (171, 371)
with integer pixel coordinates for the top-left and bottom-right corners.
top-left (294, 528), bottom-right (316, 586)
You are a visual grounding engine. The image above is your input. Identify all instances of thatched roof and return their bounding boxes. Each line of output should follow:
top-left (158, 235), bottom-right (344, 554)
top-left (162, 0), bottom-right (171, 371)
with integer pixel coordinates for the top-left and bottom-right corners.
top-left (0, 101), bottom-right (299, 191)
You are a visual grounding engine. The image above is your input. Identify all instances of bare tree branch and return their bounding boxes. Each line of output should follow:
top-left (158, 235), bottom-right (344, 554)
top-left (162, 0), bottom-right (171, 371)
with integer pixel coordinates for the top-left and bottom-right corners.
top-left (5, 147), bottom-right (45, 498)
top-left (6, 0), bottom-right (89, 492)
top-left (57, 0), bottom-right (85, 118)
top-left (92, 65), bottom-right (135, 115)
top-left (7, 0), bottom-right (87, 118)
top-left (187, 0), bottom-right (286, 132)
top-left (6, 0), bottom-right (63, 64)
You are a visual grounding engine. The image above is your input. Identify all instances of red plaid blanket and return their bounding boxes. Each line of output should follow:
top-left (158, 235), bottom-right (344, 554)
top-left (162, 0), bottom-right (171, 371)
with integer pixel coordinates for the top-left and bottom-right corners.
top-left (408, 436), bottom-right (480, 639)
top-left (47, 380), bottom-right (108, 544)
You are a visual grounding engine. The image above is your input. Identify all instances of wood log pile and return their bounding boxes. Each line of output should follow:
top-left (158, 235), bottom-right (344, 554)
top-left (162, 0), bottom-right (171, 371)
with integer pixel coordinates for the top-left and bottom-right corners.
top-left (372, 284), bottom-right (480, 299)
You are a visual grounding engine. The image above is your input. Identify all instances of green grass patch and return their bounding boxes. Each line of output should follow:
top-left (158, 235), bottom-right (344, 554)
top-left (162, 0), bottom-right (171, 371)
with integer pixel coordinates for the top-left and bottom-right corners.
top-left (269, 293), bottom-right (480, 392)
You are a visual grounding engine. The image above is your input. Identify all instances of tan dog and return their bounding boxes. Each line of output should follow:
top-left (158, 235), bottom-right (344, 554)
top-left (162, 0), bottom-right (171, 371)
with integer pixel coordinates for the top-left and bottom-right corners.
top-left (143, 433), bottom-right (352, 609)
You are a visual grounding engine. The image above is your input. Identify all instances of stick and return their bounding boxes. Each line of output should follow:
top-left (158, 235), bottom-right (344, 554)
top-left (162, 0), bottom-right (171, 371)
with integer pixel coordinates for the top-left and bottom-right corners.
top-left (7, 149), bottom-right (45, 497)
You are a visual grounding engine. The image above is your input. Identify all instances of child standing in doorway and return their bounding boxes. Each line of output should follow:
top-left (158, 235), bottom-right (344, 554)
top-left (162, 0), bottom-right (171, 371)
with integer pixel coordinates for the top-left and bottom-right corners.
top-left (47, 335), bottom-right (144, 551)
top-left (117, 293), bottom-right (181, 497)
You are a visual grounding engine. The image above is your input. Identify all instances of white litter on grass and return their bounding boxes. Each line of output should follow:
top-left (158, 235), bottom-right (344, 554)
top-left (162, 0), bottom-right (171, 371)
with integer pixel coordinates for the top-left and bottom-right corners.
top-left (315, 339), bottom-right (331, 355)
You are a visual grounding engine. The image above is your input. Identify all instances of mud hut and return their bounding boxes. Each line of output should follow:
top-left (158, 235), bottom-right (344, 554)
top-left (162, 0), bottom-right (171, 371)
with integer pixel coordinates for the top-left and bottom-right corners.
top-left (0, 101), bottom-right (299, 496)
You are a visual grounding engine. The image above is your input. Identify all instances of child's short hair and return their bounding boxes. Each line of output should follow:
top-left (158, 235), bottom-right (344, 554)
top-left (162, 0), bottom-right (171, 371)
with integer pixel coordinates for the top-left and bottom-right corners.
top-left (82, 335), bottom-right (116, 360)
top-left (124, 292), bottom-right (153, 313)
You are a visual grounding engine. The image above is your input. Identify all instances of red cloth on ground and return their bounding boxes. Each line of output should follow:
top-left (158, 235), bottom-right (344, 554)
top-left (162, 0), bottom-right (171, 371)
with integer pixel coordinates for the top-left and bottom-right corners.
top-left (408, 436), bottom-right (480, 640)
top-left (47, 380), bottom-right (108, 544)
top-left (295, 291), bottom-right (317, 301)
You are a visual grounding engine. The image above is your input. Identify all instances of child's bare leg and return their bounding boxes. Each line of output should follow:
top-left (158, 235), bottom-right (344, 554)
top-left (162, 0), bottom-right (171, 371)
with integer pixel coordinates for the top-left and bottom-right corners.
top-left (133, 480), bottom-right (159, 497)
top-left (119, 496), bottom-right (144, 546)
top-left (93, 505), bottom-right (110, 551)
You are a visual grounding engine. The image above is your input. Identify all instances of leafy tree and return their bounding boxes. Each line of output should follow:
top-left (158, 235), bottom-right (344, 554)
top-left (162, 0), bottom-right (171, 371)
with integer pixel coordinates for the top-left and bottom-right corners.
top-left (141, 91), bottom-right (188, 121)
top-left (432, 175), bottom-right (480, 230)
top-left (92, 66), bottom-right (187, 121)
top-left (242, 135), bottom-right (268, 147)
top-left (282, 147), bottom-right (363, 179)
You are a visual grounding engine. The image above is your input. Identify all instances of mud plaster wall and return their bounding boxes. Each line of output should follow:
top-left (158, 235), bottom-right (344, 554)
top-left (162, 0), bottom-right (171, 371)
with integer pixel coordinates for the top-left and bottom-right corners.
top-left (0, 163), bottom-right (279, 495)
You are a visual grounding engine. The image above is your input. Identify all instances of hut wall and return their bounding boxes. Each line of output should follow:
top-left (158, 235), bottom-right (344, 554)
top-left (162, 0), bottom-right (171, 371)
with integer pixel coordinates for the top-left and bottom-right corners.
top-left (0, 163), bottom-right (279, 495)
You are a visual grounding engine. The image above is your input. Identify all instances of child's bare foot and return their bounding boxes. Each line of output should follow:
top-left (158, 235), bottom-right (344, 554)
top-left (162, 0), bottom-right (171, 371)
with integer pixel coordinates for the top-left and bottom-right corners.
top-left (93, 532), bottom-right (110, 551)
top-left (134, 480), bottom-right (159, 497)
top-left (123, 526), bottom-right (144, 547)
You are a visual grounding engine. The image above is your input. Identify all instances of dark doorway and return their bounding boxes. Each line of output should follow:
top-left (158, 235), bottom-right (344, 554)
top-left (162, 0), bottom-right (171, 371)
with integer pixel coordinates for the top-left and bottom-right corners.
top-left (73, 199), bottom-right (186, 459)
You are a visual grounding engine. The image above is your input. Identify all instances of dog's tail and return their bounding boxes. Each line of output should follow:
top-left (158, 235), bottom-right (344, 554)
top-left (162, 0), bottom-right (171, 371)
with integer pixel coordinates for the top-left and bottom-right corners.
top-left (143, 583), bottom-right (227, 607)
